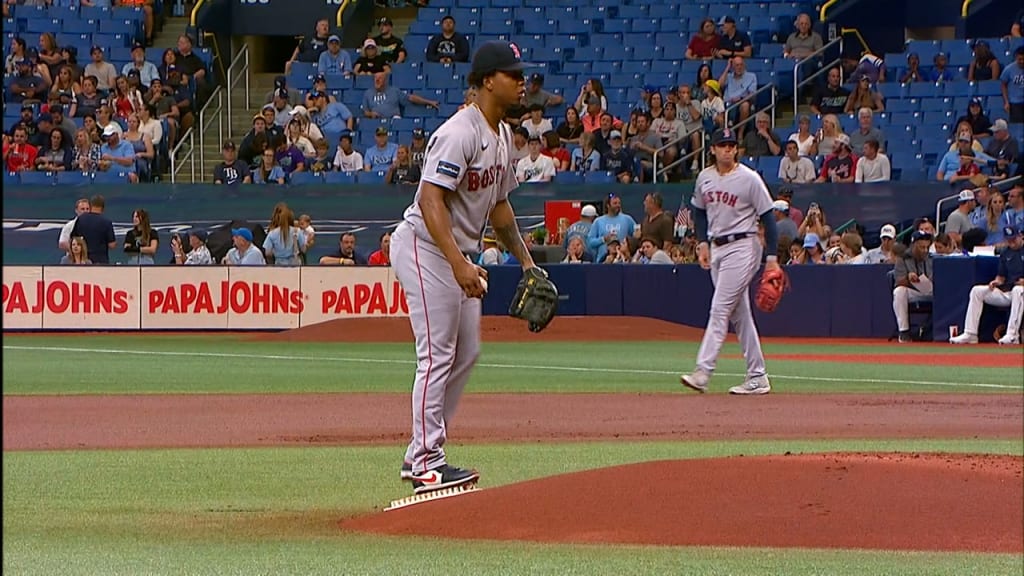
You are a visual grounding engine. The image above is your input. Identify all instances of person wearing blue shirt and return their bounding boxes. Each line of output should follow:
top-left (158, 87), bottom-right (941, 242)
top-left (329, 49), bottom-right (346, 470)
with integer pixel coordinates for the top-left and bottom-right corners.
top-left (364, 126), bottom-right (398, 171)
top-left (570, 132), bottom-right (602, 172)
top-left (1001, 46), bottom-right (1024, 124)
top-left (936, 135), bottom-right (995, 181)
top-left (587, 194), bottom-right (638, 263)
top-left (223, 228), bottom-right (267, 266)
top-left (121, 43), bottom-right (160, 89)
top-left (98, 125), bottom-right (139, 183)
top-left (564, 204), bottom-right (597, 259)
top-left (309, 91), bottom-right (353, 134)
top-left (360, 72), bottom-right (438, 119)
top-left (1003, 185), bottom-right (1024, 230)
top-left (927, 53), bottom-right (958, 82)
top-left (719, 56), bottom-right (756, 136)
top-left (317, 36), bottom-right (353, 77)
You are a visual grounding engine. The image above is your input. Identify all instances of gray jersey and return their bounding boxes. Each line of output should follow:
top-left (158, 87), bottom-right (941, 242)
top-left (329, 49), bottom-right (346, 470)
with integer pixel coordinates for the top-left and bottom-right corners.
top-left (403, 105), bottom-right (519, 253)
top-left (692, 163), bottom-right (773, 238)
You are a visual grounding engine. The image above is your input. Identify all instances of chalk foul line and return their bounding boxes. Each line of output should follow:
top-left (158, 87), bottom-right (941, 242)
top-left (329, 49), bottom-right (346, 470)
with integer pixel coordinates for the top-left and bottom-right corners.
top-left (3, 345), bottom-right (1020, 390)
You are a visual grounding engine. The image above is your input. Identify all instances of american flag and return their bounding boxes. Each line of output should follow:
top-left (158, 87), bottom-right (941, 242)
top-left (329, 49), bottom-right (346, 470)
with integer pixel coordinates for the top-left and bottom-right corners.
top-left (674, 206), bottom-right (692, 237)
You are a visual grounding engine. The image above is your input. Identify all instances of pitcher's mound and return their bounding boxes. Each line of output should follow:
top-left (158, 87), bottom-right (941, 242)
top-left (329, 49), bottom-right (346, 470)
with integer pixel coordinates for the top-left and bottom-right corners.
top-left (342, 453), bottom-right (1023, 553)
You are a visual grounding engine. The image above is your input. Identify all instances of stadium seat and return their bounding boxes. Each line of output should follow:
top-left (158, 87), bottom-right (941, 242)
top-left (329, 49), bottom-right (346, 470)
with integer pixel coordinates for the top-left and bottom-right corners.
top-left (583, 171), bottom-right (616, 184)
top-left (56, 171), bottom-right (93, 186)
top-left (355, 171), bottom-right (386, 184)
top-left (553, 171), bottom-right (584, 184)
top-left (324, 171), bottom-right (356, 184)
top-left (288, 172), bottom-right (323, 185)
top-left (18, 171), bottom-right (55, 186)
top-left (92, 171), bottom-right (130, 184)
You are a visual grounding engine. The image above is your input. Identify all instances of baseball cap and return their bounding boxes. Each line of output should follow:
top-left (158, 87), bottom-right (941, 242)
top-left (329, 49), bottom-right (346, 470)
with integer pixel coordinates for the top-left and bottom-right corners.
top-left (911, 230), bottom-right (933, 243)
top-left (378, 17), bottom-right (393, 26)
top-left (313, 73), bottom-right (326, 84)
top-left (37, 113), bottom-right (52, 123)
top-left (222, 140), bottom-right (236, 150)
top-left (309, 91), bottom-right (326, 100)
top-left (777, 187), bottom-right (794, 198)
top-left (412, 127), bottom-right (425, 139)
top-left (992, 119), bottom-right (1009, 132)
top-left (470, 40), bottom-right (535, 77)
top-left (710, 128), bottom-right (738, 146)
top-left (362, 38), bottom-right (377, 49)
top-left (101, 124), bottom-right (119, 137)
top-left (275, 88), bottom-right (289, 100)
top-left (957, 189), bottom-right (976, 203)
top-left (131, 41), bottom-right (145, 52)
top-left (834, 133), bottom-right (851, 148)
top-left (879, 224), bottom-right (897, 239)
top-left (232, 228), bottom-right (254, 243)
top-left (772, 200), bottom-right (789, 212)
top-left (441, 14), bottom-right (455, 23)
top-left (289, 105), bottom-right (309, 117)
top-left (126, 68), bottom-right (140, 77)
top-left (328, 35), bottom-right (341, 43)
top-left (529, 72), bottom-right (544, 84)
top-left (704, 79), bottom-right (721, 94)
top-left (274, 75), bottom-right (287, 89)
top-left (717, 15), bottom-right (735, 25)
top-left (609, 130), bottom-right (623, 140)
top-left (90, 45), bottom-right (103, 54)
top-left (189, 230), bottom-right (208, 243)
top-left (375, 126), bottom-right (389, 136)
top-left (338, 130), bottom-right (353, 141)
top-left (581, 205), bottom-right (598, 217)
top-left (1004, 224), bottom-right (1022, 237)
top-left (803, 233), bottom-right (821, 249)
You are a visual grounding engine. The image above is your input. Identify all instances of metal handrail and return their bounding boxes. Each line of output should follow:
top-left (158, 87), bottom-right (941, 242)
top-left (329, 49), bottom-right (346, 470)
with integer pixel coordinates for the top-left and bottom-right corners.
top-left (820, 0), bottom-right (840, 22)
top-left (198, 86), bottom-right (224, 176)
top-left (833, 219), bottom-right (857, 234)
top-left (190, 0), bottom-right (207, 27)
top-left (336, 0), bottom-right (352, 28)
top-left (652, 121), bottom-right (704, 181)
top-left (843, 27), bottom-right (871, 56)
top-left (936, 175), bottom-right (1021, 229)
top-left (961, 0), bottom-right (974, 18)
top-left (202, 31), bottom-right (227, 91)
top-left (724, 82), bottom-right (777, 130)
top-left (169, 127), bottom-right (195, 183)
top-left (792, 37), bottom-right (843, 117)
top-left (225, 42), bottom-right (251, 138)
top-left (658, 127), bottom-right (708, 179)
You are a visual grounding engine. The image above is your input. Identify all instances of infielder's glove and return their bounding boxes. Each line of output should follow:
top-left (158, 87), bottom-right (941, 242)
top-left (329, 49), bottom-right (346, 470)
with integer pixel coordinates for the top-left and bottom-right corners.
top-left (755, 266), bottom-right (790, 313)
top-left (508, 267), bottom-right (558, 333)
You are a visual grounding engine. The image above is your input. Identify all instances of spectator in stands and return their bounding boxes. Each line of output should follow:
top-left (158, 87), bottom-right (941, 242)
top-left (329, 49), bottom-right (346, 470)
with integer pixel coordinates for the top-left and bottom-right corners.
top-left (165, 68), bottom-right (194, 131)
top-left (692, 64), bottom-right (713, 102)
top-left (580, 97), bottom-right (607, 133)
top-left (353, 39), bottom-right (391, 75)
top-left (253, 148), bottom-right (286, 184)
top-left (740, 112), bottom-right (782, 158)
top-left (777, 188), bottom-right (803, 226)
top-left (1002, 47), bottom-right (1024, 123)
top-left (523, 73), bottom-right (564, 110)
top-left (50, 66), bottom-right (80, 116)
top-left (771, 199), bottom-right (799, 243)
top-left (28, 112), bottom-right (55, 148)
top-left (521, 103), bottom-right (553, 139)
top-left (901, 52), bottom-right (926, 83)
top-left (811, 67), bottom-right (849, 116)
top-left (286, 18), bottom-right (330, 76)
top-left (844, 77), bottom-right (884, 113)
top-left (787, 238), bottom-right (807, 264)
top-left (968, 40), bottom-right (1002, 82)
top-left (838, 232), bottom-right (866, 264)
top-left (264, 76), bottom-right (303, 107)
top-left (319, 233), bottom-right (365, 265)
top-left (3, 124), bottom-right (38, 172)
top-left (862, 224), bottom-right (897, 264)
top-left (516, 134), bottom-right (556, 183)
top-left (9, 58), bottom-right (46, 104)
top-left (801, 233), bottom-right (826, 264)
top-left (541, 131), bottom-right (571, 171)
top-left (285, 119), bottom-right (315, 157)
top-left (570, 131), bottom-right (601, 172)
top-left (123, 208), bottom-right (158, 265)
top-left (156, 49), bottom-right (176, 84)
top-left (511, 126), bottom-right (529, 162)
top-left (947, 119), bottom-right (985, 155)
top-left (816, 133), bottom-right (857, 183)
top-left (264, 91), bottom-right (291, 128)
top-left (647, 91), bottom-right (665, 120)
top-left (61, 236), bottom-right (91, 265)
top-left (316, 35), bottom-right (351, 78)
top-left (70, 195), bottom-right (115, 264)
top-left (97, 124), bottom-right (137, 182)
top-left (112, 75), bottom-right (144, 121)
top-left (574, 78), bottom-right (608, 114)
top-left (81, 113), bottom-right (100, 144)
top-left (629, 113), bottom-right (662, 182)
top-left (95, 105), bottom-right (122, 139)
top-left (71, 127), bottom-right (100, 172)
top-left (854, 138), bottom-right (890, 182)
top-left (700, 77), bottom-right (726, 139)
top-left (385, 145), bottom-right (421, 185)
top-left (601, 130), bottom-right (634, 184)
top-left (364, 126), bottom-right (398, 172)
top-left (5, 37), bottom-right (27, 75)
top-left (562, 236), bottom-right (592, 263)
top-left (122, 42), bottom-right (158, 89)
top-left (563, 204), bottom-right (597, 257)
top-left (719, 56), bottom-right (756, 135)
top-left (134, 103), bottom-right (162, 149)
top-left (815, 113), bottom-right (842, 157)
top-left (716, 16), bottom-right (752, 60)
top-left (145, 78), bottom-right (178, 143)
top-left (851, 53), bottom-right (886, 84)
top-left (1005, 185), bottom-right (1024, 230)
top-left (223, 228), bottom-right (266, 266)
top-left (262, 202), bottom-right (305, 267)
top-left (928, 52), bottom-right (957, 83)
top-left (1009, 21), bottom-right (1023, 39)
top-left (269, 132), bottom-right (304, 177)
top-left (309, 91), bottom-right (354, 133)
top-left (114, 0), bottom-right (155, 46)
top-left (287, 106), bottom-right (322, 143)
top-left (798, 203), bottom-right (828, 239)
top-left (676, 85), bottom-right (703, 155)
top-left (779, 139), bottom-right (816, 183)
top-left (122, 113), bottom-right (154, 181)
top-left (639, 237), bottom-right (673, 264)
top-left (945, 188), bottom-right (978, 246)
top-left (956, 98), bottom-right (993, 137)
top-left (848, 107), bottom-right (885, 153)
top-left (784, 13), bottom-right (823, 60)
top-left (426, 15), bottom-right (470, 63)
top-left (332, 131), bottom-right (363, 172)
top-left (987, 119), bottom-right (1019, 166)
top-left (555, 106), bottom-right (584, 146)
top-left (34, 126), bottom-right (71, 172)
top-left (650, 103), bottom-right (686, 176)
top-left (306, 138), bottom-right (330, 173)
top-left (686, 18), bottom-right (720, 60)
top-left (212, 141), bottom-right (251, 186)
top-left (588, 194), bottom-right (637, 263)
top-left (639, 192), bottom-right (674, 251)
top-left (372, 18), bottom-right (407, 65)
top-left (937, 134), bottom-right (986, 182)
top-left (459, 87), bottom-right (477, 111)
top-left (59, 45), bottom-right (82, 83)
top-left (170, 230), bottom-right (213, 266)
top-left (985, 192), bottom-right (1009, 245)
top-left (951, 225), bottom-right (1024, 344)
top-left (404, 127), bottom-right (427, 171)
top-left (361, 72), bottom-right (439, 119)
top-left (84, 46), bottom-right (117, 93)
top-left (367, 232), bottom-right (391, 266)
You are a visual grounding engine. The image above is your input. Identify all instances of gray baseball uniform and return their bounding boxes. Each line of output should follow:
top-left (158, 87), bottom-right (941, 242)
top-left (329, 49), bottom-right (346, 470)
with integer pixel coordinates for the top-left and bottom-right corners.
top-left (391, 104), bottom-right (517, 474)
top-left (691, 163), bottom-right (774, 378)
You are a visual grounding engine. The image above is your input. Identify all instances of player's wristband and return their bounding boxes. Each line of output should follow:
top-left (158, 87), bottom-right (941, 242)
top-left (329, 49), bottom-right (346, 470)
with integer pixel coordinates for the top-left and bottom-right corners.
top-left (765, 255), bottom-right (778, 263)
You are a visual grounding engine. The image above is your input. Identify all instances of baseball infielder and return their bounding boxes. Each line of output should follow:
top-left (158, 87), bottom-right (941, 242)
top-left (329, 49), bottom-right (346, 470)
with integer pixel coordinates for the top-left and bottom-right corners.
top-left (681, 128), bottom-right (780, 395)
top-left (391, 40), bottom-right (539, 494)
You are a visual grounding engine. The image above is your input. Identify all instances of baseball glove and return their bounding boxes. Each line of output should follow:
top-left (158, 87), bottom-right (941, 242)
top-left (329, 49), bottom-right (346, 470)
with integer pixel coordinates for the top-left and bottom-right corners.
top-left (755, 266), bottom-right (790, 313)
top-left (508, 267), bottom-right (558, 333)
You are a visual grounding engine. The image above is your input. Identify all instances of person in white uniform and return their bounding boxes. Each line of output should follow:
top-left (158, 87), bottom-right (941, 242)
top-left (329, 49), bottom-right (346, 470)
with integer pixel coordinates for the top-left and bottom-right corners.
top-left (391, 40), bottom-right (540, 494)
top-left (681, 128), bottom-right (780, 395)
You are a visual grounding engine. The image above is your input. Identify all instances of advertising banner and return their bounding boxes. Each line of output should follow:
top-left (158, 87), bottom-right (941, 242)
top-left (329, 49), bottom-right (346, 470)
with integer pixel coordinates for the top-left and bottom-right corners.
top-left (39, 266), bottom-right (141, 330)
top-left (299, 267), bottom-right (408, 326)
top-left (141, 266), bottom-right (231, 330)
top-left (222, 267), bottom-right (304, 330)
top-left (2, 266), bottom-right (44, 329)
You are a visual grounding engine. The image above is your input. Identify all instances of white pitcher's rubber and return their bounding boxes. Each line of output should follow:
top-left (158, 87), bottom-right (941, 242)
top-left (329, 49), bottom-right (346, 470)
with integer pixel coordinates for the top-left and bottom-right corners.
top-left (385, 482), bottom-right (479, 511)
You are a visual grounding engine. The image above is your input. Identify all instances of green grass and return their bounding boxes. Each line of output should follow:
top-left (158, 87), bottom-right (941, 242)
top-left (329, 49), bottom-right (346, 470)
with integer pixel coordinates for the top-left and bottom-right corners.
top-left (3, 335), bottom-right (1022, 395)
top-left (5, 440), bottom-right (1022, 576)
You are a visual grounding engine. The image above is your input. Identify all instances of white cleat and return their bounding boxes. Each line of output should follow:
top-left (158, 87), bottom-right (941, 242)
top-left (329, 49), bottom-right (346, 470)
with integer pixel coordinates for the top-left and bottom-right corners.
top-left (949, 332), bottom-right (979, 344)
top-left (680, 370), bottom-right (710, 393)
top-left (729, 376), bottom-right (771, 395)
top-left (997, 334), bottom-right (1020, 345)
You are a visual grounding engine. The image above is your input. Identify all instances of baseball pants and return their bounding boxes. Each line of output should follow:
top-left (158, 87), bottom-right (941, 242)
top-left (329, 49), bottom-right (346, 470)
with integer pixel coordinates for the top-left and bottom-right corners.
top-left (390, 222), bottom-right (481, 475)
top-left (961, 284), bottom-right (1024, 338)
top-left (893, 285), bottom-right (933, 332)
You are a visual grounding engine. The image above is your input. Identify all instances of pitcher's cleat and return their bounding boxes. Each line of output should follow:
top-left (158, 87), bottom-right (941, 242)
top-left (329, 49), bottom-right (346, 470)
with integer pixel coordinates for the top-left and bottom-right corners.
top-left (681, 370), bottom-right (710, 393)
top-left (409, 464), bottom-right (480, 494)
top-left (729, 376), bottom-right (771, 395)
top-left (400, 462), bottom-right (413, 480)
top-left (385, 482), bottom-right (479, 511)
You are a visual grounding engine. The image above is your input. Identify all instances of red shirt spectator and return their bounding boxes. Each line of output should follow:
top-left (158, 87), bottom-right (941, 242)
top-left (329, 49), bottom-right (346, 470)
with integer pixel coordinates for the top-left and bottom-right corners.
top-left (3, 128), bottom-right (38, 172)
top-left (686, 19), bottom-right (720, 60)
top-left (368, 250), bottom-right (390, 266)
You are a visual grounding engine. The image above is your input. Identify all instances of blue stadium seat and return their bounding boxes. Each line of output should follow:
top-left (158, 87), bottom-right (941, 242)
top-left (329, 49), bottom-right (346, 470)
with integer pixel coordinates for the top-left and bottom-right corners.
top-left (907, 82), bottom-right (943, 98)
top-left (583, 171), bottom-right (616, 184)
top-left (56, 171), bottom-right (93, 186)
top-left (288, 171), bottom-right (324, 185)
top-left (553, 171), bottom-right (584, 184)
top-left (92, 171), bottom-right (130, 184)
top-left (18, 171), bottom-right (56, 186)
top-left (3, 172), bottom-right (18, 186)
top-left (355, 171), bottom-right (386, 184)
top-left (324, 171), bottom-right (356, 184)
top-left (974, 80), bottom-right (1003, 96)
top-left (62, 19), bottom-right (97, 34)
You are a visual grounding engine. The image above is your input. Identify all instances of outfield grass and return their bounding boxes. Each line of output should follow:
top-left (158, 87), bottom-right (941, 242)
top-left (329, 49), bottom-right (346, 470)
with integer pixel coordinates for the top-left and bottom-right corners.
top-left (2, 335), bottom-right (1021, 395)
top-left (5, 440), bottom-right (1023, 576)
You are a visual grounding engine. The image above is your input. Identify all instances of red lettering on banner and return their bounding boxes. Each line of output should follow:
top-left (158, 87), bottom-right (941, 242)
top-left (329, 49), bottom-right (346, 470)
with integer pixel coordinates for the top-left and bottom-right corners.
top-left (3, 281), bottom-right (129, 315)
top-left (149, 282), bottom-right (304, 314)
top-left (390, 281), bottom-right (409, 314)
top-left (322, 280), bottom-right (405, 315)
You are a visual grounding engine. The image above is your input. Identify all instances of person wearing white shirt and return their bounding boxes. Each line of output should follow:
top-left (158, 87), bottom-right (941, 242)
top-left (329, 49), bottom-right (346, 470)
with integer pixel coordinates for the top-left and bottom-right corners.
top-left (854, 138), bottom-right (891, 182)
top-left (522, 104), bottom-right (553, 139)
top-left (332, 132), bottom-right (364, 172)
top-left (58, 198), bottom-right (91, 252)
top-left (516, 135), bottom-right (556, 183)
top-left (778, 139), bottom-right (816, 183)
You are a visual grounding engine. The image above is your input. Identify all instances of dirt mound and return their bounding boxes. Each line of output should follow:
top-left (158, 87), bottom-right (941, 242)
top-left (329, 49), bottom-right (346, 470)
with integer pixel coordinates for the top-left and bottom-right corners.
top-left (250, 316), bottom-right (706, 343)
top-left (341, 453), bottom-right (1023, 553)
